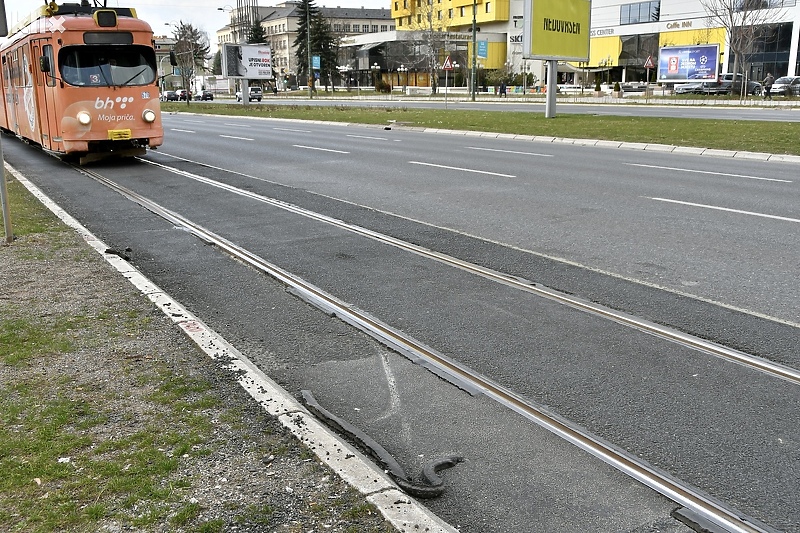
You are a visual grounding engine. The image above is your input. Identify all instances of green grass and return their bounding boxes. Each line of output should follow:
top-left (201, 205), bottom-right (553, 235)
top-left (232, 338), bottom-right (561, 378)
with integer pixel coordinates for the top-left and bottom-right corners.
top-left (162, 101), bottom-right (800, 156)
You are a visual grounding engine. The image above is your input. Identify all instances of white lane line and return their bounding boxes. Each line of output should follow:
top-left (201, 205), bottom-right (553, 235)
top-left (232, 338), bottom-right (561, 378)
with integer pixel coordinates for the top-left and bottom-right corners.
top-left (409, 161), bottom-right (516, 178)
top-left (347, 134), bottom-right (388, 141)
top-left (627, 163), bottom-right (792, 183)
top-left (170, 128), bottom-right (195, 133)
top-left (293, 145), bottom-right (350, 154)
top-left (224, 123), bottom-right (251, 127)
top-left (182, 120), bottom-right (206, 124)
top-left (275, 127), bottom-right (312, 133)
top-left (649, 197), bottom-right (800, 223)
top-left (467, 146), bottom-right (553, 157)
top-left (220, 135), bottom-right (254, 141)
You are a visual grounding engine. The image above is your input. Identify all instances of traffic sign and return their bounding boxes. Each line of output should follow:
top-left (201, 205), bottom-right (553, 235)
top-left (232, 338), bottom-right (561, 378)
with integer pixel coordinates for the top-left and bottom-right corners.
top-left (442, 55), bottom-right (453, 71)
top-left (644, 55), bottom-right (655, 69)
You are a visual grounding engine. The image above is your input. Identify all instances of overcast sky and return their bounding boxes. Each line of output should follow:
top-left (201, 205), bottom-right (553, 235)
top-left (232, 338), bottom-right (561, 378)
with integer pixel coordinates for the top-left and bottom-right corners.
top-left (3, 0), bottom-right (388, 51)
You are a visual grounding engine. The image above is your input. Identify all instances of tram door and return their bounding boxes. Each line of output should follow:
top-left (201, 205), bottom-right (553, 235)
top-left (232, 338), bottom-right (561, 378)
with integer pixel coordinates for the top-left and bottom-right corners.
top-left (32, 40), bottom-right (58, 151)
top-left (3, 48), bottom-right (20, 135)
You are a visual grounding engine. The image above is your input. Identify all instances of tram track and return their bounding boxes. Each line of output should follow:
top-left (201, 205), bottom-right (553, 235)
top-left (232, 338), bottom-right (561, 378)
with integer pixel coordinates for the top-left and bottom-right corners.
top-left (70, 160), bottom-right (786, 533)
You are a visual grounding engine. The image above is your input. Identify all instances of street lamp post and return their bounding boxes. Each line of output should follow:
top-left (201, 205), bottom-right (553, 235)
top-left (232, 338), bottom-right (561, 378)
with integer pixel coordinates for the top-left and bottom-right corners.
top-left (398, 64), bottom-right (407, 95)
top-left (159, 55), bottom-right (172, 95)
top-left (371, 62), bottom-right (380, 92)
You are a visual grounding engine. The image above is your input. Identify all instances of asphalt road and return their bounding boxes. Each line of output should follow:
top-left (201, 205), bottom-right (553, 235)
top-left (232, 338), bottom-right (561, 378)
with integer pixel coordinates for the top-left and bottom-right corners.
top-left (4, 114), bottom-right (797, 532)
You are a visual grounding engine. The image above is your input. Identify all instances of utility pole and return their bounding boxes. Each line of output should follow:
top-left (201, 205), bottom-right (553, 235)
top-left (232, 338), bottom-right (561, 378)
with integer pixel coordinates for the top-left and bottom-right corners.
top-left (307, 3), bottom-right (313, 99)
top-left (470, 0), bottom-right (476, 101)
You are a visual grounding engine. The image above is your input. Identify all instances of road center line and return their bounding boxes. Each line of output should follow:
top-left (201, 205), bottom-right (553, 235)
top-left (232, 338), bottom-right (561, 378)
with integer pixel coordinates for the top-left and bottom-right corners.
top-left (347, 134), bottom-right (388, 141)
top-left (220, 135), bottom-right (254, 141)
top-left (467, 146), bottom-right (553, 157)
top-left (648, 197), bottom-right (800, 223)
top-left (170, 128), bottom-right (195, 133)
top-left (294, 145), bottom-right (350, 153)
top-left (409, 161), bottom-right (516, 178)
top-left (224, 123), bottom-right (251, 128)
top-left (627, 163), bottom-right (792, 183)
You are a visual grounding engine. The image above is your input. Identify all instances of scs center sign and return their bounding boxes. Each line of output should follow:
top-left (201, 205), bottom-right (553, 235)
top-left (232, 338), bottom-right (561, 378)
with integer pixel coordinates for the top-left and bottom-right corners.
top-left (523, 0), bottom-right (591, 61)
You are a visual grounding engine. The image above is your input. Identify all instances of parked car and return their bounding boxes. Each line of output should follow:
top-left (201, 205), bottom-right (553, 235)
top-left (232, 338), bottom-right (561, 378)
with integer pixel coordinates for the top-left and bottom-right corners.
top-left (176, 89), bottom-right (191, 101)
top-left (771, 76), bottom-right (800, 96)
top-left (162, 90), bottom-right (178, 101)
top-left (698, 74), bottom-right (762, 96)
top-left (194, 90), bottom-right (214, 101)
top-left (235, 86), bottom-right (263, 102)
top-left (674, 82), bottom-right (704, 94)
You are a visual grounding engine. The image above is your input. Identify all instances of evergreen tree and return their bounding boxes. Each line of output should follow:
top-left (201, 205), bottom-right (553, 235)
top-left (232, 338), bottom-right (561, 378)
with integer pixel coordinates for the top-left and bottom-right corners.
top-left (293, 0), bottom-right (319, 89)
top-left (212, 51), bottom-right (222, 76)
top-left (247, 21), bottom-right (267, 44)
top-left (311, 13), bottom-right (337, 91)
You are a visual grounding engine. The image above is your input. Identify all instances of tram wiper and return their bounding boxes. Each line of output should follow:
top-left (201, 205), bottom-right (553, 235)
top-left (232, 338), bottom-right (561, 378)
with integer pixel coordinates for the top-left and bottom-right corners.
top-left (118, 67), bottom-right (148, 87)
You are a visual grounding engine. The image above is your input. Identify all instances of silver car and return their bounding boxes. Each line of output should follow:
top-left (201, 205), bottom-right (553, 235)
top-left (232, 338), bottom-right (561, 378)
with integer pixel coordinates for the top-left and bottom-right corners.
top-left (674, 82), bottom-right (704, 94)
top-left (770, 76), bottom-right (800, 96)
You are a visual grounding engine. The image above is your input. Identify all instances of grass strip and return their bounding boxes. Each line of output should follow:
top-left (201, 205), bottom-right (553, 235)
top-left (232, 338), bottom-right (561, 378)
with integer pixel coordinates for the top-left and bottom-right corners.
top-left (162, 101), bottom-right (800, 156)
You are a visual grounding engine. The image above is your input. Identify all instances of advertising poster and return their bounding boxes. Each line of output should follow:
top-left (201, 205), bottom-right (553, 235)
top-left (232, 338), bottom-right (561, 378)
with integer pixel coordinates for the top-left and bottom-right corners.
top-left (522, 0), bottom-right (591, 61)
top-left (657, 44), bottom-right (719, 82)
top-left (221, 43), bottom-right (274, 79)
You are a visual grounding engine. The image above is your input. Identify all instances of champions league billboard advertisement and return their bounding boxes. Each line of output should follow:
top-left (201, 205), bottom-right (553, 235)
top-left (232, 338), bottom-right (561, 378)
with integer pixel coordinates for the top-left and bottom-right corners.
top-left (657, 44), bottom-right (719, 82)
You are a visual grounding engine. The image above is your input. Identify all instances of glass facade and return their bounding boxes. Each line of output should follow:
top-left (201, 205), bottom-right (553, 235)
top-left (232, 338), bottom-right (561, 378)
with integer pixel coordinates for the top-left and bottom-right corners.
top-left (620, 1), bottom-right (660, 25)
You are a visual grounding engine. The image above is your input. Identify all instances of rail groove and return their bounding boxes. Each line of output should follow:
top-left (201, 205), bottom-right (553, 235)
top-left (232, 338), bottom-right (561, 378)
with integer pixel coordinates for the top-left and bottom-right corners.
top-left (76, 164), bottom-right (779, 533)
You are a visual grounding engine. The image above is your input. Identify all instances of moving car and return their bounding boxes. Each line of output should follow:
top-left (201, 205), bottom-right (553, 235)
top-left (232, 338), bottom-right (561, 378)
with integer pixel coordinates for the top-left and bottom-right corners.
top-left (176, 89), bottom-right (191, 101)
top-left (235, 86), bottom-right (263, 102)
top-left (771, 76), bottom-right (800, 96)
top-left (162, 90), bottom-right (178, 101)
top-left (194, 90), bottom-right (214, 101)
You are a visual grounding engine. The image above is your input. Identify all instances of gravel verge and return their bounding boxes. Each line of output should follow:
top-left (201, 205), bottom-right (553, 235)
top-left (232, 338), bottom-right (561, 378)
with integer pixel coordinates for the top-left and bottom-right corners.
top-left (0, 171), bottom-right (397, 532)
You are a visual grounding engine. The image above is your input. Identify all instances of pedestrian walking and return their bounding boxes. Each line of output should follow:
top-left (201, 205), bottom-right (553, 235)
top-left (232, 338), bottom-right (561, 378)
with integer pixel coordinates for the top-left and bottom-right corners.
top-left (763, 73), bottom-right (774, 100)
top-left (499, 81), bottom-right (507, 98)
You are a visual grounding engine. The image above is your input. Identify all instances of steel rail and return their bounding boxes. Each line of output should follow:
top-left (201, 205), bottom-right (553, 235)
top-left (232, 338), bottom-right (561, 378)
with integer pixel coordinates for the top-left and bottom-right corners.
top-left (76, 165), bottom-right (777, 533)
top-left (139, 158), bottom-right (800, 386)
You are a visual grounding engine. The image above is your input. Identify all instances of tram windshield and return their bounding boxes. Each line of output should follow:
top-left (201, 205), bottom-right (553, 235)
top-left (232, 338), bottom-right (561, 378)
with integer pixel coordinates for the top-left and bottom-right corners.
top-left (59, 45), bottom-right (157, 87)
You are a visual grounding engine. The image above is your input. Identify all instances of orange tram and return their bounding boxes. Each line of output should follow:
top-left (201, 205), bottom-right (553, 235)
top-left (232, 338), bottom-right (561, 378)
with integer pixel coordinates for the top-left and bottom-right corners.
top-left (0, 1), bottom-right (163, 163)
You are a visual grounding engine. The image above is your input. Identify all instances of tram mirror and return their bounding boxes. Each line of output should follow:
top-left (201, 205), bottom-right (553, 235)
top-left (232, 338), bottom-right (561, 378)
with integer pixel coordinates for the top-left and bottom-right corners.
top-left (39, 56), bottom-right (50, 73)
top-left (0, 0), bottom-right (8, 37)
top-left (169, 51), bottom-right (177, 66)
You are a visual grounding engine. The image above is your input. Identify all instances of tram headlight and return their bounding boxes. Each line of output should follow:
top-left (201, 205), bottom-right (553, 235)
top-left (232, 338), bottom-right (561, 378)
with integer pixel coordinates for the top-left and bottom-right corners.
top-left (142, 109), bottom-right (157, 123)
top-left (77, 111), bottom-right (91, 126)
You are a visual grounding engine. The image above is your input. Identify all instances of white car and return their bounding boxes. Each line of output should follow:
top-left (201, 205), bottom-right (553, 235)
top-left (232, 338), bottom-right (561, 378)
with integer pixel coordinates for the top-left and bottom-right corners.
top-left (235, 87), bottom-right (263, 102)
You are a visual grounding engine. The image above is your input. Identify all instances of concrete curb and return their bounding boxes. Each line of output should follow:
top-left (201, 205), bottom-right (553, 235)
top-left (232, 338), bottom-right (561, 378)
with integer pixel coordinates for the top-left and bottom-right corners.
top-left (6, 163), bottom-right (459, 533)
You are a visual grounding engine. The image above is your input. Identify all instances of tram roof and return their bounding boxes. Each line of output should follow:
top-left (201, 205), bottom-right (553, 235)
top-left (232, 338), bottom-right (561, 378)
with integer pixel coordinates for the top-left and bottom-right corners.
top-left (9, 2), bottom-right (138, 36)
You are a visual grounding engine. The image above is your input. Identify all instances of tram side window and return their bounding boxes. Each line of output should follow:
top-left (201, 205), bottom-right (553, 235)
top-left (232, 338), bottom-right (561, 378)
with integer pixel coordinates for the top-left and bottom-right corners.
top-left (43, 45), bottom-right (56, 87)
top-left (59, 45), bottom-right (157, 87)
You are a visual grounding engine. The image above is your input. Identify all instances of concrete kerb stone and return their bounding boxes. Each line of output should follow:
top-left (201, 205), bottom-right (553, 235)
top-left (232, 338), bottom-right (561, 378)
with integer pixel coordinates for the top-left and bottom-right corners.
top-left (644, 144), bottom-right (676, 152)
top-left (595, 140), bottom-right (623, 148)
top-left (733, 151), bottom-right (771, 161)
top-left (8, 165), bottom-right (457, 533)
top-left (768, 153), bottom-right (800, 163)
top-left (672, 146), bottom-right (707, 155)
top-left (702, 148), bottom-right (739, 158)
top-left (619, 142), bottom-right (649, 150)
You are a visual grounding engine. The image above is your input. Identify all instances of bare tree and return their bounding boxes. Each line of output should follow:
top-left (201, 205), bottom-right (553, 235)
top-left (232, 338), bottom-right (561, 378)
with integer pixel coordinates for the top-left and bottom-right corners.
top-left (170, 21), bottom-right (211, 105)
top-left (700, 0), bottom-right (784, 96)
top-left (404, 0), bottom-right (455, 91)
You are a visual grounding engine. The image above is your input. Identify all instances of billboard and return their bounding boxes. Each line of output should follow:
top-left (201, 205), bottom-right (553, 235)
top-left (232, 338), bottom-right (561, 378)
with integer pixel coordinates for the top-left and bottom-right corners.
top-left (657, 44), bottom-right (719, 83)
top-left (221, 43), bottom-right (274, 79)
top-left (523, 0), bottom-right (590, 61)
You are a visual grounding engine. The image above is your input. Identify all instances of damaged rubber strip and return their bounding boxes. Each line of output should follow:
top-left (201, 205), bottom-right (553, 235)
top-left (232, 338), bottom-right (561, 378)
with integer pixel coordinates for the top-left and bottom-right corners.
top-left (301, 390), bottom-right (463, 499)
